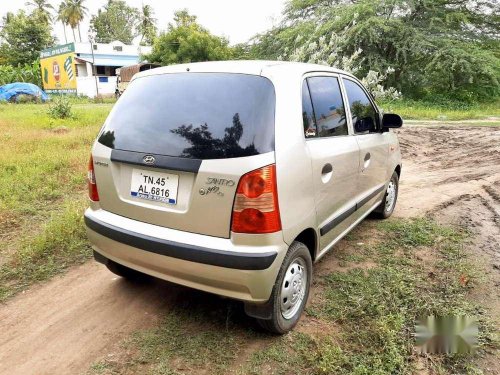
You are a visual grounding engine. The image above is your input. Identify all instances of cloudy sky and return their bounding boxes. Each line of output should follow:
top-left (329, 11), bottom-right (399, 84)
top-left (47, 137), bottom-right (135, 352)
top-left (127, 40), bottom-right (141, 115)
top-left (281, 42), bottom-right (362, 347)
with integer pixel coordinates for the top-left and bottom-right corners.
top-left (1, 0), bottom-right (286, 45)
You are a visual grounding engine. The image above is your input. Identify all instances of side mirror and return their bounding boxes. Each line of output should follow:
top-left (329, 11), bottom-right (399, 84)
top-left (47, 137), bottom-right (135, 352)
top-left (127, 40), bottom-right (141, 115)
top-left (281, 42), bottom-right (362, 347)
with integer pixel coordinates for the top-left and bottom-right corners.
top-left (382, 113), bottom-right (403, 129)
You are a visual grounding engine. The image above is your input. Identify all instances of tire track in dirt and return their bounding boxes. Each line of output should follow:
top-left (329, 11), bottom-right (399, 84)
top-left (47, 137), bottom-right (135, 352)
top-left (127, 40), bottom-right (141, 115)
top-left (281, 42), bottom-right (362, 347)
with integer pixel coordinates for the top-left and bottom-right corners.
top-left (0, 124), bottom-right (499, 374)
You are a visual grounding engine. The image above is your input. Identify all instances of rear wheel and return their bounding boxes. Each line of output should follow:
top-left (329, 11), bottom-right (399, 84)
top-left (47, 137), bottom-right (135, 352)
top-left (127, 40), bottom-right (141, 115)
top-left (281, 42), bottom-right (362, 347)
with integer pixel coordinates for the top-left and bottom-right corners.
top-left (106, 260), bottom-right (149, 281)
top-left (257, 241), bottom-right (312, 334)
top-left (374, 171), bottom-right (399, 219)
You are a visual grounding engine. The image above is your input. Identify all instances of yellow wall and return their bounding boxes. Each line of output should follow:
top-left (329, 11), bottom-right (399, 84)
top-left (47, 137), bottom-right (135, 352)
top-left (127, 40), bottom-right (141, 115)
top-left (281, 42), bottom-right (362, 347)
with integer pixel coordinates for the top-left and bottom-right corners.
top-left (40, 43), bottom-right (77, 94)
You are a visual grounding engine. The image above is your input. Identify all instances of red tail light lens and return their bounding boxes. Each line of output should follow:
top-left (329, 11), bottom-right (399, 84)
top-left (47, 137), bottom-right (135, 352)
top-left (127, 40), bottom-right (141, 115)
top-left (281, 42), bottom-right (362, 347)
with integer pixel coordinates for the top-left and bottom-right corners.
top-left (88, 155), bottom-right (99, 201)
top-left (231, 164), bottom-right (281, 234)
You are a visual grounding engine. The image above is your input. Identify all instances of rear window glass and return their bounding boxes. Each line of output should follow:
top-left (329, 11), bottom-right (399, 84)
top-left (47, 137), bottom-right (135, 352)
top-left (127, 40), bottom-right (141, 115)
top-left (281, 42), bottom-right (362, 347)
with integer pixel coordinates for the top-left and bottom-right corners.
top-left (98, 73), bottom-right (276, 159)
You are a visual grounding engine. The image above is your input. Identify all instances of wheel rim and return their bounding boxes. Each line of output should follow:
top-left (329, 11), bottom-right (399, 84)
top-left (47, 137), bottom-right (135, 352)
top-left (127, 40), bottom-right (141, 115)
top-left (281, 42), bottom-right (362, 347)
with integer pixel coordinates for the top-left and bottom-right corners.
top-left (385, 179), bottom-right (397, 212)
top-left (280, 257), bottom-right (308, 320)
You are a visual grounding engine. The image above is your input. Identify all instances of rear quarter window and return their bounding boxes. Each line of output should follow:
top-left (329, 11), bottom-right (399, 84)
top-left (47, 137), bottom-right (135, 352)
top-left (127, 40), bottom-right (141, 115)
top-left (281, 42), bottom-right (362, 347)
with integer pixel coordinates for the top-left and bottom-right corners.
top-left (99, 73), bottom-right (276, 159)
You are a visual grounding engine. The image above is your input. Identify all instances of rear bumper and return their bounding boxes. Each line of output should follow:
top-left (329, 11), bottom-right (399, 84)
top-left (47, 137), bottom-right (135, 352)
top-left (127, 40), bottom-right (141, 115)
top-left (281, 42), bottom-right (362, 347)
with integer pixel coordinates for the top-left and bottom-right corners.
top-left (85, 214), bottom-right (278, 270)
top-left (84, 208), bottom-right (287, 302)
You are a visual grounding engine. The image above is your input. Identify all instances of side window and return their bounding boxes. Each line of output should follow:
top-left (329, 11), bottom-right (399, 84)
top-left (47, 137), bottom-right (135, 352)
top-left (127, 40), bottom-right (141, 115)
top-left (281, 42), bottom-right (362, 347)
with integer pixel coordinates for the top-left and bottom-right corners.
top-left (343, 79), bottom-right (379, 134)
top-left (307, 76), bottom-right (348, 137)
top-left (302, 80), bottom-right (317, 138)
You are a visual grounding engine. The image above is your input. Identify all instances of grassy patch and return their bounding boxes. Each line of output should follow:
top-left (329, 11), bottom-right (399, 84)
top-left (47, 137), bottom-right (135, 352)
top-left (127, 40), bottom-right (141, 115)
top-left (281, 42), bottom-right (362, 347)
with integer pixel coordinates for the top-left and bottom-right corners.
top-left (133, 310), bottom-right (243, 374)
top-left (0, 102), bottom-right (110, 214)
top-left (379, 99), bottom-right (500, 121)
top-left (0, 102), bottom-right (110, 300)
top-left (0, 199), bottom-right (92, 301)
top-left (245, 218), bottom-right (496, 374)
top-left (90, 302), bottom-right (259, 375)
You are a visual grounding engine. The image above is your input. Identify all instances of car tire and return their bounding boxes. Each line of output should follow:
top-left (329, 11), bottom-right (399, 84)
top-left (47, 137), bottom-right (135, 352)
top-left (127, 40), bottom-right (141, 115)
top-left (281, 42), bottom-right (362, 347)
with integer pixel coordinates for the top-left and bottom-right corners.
top-left (374, 171), bottom-right (399, 219)
top-left (106, 260), bottom-right (149, 281)
top-left (257, 241), bottom-right (312, 334)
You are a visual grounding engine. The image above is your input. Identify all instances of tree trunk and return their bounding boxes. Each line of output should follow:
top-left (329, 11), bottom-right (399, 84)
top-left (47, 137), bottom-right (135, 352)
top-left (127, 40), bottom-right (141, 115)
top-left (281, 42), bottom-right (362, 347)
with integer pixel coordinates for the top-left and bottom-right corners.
top-left (61, 22), bottom-right (67, 43)
top-left (71, 27), bottom-right (76, 42)
top-left (78, 24), bottom-right (82, 42)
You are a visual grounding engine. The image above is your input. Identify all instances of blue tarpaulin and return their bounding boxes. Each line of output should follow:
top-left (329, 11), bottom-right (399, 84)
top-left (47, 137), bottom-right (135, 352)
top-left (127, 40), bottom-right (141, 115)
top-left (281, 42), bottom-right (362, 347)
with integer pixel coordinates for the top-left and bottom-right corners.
top-left (0, 82), bottom-right (49, 102)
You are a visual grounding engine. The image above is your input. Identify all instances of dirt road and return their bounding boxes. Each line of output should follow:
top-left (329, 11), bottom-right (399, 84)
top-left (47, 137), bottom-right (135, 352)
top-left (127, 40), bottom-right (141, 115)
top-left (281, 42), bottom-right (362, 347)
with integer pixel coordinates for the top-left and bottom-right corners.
top-left (0, 124), bottom-right (499, 374)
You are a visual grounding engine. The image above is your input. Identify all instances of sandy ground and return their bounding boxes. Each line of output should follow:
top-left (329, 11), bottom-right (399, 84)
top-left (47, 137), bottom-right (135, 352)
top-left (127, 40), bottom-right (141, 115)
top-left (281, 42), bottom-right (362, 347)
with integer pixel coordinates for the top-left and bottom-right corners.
top-left (0, 124), bottom-right (499, 374)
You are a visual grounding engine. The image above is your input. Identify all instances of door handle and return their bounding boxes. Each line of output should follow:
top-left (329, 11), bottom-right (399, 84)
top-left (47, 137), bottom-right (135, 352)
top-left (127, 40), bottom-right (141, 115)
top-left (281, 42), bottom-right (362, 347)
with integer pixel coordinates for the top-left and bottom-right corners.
top-left (321, 163), bottom-right (333, 183)
top-left (363, 152), bottom-right (371, 171)
top-left (322, 163), bottom-right (333, 174)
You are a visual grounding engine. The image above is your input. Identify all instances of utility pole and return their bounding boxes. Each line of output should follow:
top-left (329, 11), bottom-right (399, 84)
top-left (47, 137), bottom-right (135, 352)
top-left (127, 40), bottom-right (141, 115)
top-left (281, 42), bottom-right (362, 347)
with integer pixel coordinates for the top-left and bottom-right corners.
top-left (88, 33), bottom-right (99, 98)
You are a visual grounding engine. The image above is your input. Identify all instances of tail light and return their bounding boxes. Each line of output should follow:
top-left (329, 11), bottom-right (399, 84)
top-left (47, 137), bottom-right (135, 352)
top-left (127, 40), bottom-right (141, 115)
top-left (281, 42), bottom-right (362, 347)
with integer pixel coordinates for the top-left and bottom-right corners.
top-left (231, 164), bottom-right (281, 234)
top-left (88, 155), bottom-right (99, 201)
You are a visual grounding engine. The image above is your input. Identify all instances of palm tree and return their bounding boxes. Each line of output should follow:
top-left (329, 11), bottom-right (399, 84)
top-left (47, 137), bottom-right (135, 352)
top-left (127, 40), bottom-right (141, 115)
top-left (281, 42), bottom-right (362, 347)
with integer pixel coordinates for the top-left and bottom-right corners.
top-left (59, 0), bottom-right (87, 42)
top-left (26, 0), bottom-right (54, 24)
top-left (138, 4), bottom-right (157, 45)
top-left (57, 3), bottom-right (68, 43)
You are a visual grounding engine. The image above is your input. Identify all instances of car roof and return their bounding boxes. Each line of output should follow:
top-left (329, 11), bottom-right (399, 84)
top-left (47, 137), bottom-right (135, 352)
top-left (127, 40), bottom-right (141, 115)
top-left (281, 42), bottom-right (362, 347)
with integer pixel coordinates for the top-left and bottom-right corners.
top-left (134, 60), bottom-right (356, 80)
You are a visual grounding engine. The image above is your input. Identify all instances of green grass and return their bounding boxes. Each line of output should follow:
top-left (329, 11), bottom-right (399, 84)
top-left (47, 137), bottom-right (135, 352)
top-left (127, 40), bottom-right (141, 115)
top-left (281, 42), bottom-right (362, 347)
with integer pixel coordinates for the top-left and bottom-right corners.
top-left (0, 102), bottom-right (111, 300)
top-left (379, 98), bottom-right (500, 121)
top-left (132, 310), bottom-right (244, 374)
top-left (242, 218), bottom-right (496, 375)
top-left (90, 303), bottom-right (259, 375)
top-left (0, 197), bottom-right (92, 302)
top-left (0, 102), bottom-right (111, 213)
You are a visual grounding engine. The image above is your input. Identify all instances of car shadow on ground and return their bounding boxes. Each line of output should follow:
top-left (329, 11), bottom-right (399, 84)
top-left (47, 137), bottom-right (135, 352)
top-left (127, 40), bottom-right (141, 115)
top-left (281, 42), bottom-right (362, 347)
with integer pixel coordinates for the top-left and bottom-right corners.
top-left (112, 272), bottom-right (260, 332)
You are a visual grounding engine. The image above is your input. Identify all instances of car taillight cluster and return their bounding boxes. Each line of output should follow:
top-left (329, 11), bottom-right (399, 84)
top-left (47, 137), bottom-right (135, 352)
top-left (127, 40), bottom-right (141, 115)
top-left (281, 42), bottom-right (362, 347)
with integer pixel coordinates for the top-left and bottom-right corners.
top-left (231, 164), bottom-right (281, 234)
top-left (88, 155), bottom-right (100, 201)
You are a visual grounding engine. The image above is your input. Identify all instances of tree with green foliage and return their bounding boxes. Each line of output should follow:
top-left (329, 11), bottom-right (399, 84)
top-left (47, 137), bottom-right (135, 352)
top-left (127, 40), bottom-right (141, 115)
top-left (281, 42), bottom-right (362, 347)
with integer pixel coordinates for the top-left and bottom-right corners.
top-left (89, 0), bottom-right (139, 44)
top-left (58, 0), bottom-right (88, 42)
top-left (56, 3), bottom-right (68, 43)
top-left (25, 0), bottom-right (54, 24)
top-left (144, 10), bottom-right (233, 65)
top-left (0, 10), bottom-right (55, 66)
top-left (251, 0), bottom-right (500, 102)
top-left (138, 4), bottom-right (157, 46)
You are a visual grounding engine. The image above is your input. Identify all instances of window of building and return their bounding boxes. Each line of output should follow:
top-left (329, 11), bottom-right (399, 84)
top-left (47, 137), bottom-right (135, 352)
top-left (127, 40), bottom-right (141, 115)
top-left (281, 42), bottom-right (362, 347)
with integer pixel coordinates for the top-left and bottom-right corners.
top-left (95, 66), bottom-right (106, 76)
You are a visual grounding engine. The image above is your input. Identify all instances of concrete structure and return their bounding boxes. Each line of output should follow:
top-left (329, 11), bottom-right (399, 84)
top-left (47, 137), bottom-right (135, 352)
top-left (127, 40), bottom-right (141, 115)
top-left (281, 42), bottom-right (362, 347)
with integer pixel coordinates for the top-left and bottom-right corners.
top-left (40, 41), bottom-right (152, 97)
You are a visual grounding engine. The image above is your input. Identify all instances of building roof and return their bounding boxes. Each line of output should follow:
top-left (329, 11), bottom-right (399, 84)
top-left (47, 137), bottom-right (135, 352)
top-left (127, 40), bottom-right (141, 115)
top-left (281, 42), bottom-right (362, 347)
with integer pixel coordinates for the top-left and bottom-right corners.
top-left (75, 56), bottom-right (140, 67)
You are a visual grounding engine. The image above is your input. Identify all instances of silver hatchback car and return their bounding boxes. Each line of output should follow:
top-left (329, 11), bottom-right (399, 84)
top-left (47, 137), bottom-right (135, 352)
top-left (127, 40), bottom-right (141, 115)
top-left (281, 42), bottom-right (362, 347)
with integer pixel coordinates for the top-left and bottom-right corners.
top-left (85, 61), bottom-right (402, 333)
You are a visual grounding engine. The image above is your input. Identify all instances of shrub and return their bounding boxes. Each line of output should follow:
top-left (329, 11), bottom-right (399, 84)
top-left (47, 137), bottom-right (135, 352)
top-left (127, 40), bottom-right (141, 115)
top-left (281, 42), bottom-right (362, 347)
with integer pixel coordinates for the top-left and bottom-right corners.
top-left (0, 61), bottom-right (42, 87)
top-left (47, 95), bottom-right (73, 119)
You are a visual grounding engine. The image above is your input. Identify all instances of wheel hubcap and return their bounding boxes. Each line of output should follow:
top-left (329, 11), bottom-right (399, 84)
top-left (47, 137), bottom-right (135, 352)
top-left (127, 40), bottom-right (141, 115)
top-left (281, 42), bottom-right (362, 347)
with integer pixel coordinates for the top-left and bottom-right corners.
top-left (280, 258), bottom-right (307, 320)
top-left (385, 180), bottom-right (396, 212)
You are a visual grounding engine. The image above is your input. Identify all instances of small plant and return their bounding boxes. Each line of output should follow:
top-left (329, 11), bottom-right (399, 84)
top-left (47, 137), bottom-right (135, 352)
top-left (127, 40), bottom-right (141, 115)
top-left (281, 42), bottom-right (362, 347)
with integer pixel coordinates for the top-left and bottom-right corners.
top-left (93, 94), bottom-right (104, 104)
top-left (48, 95), bottom-right (73, 119)
top-left (14, 94), bottom-right (40, 104)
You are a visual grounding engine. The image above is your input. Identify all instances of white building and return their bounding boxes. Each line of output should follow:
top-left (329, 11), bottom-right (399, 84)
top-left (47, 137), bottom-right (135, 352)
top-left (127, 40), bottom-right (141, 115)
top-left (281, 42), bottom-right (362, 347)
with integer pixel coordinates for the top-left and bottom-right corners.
top-left (40, 41), bottom-right (152, 97)
top-left (74, 41), bottom-right (152, 97)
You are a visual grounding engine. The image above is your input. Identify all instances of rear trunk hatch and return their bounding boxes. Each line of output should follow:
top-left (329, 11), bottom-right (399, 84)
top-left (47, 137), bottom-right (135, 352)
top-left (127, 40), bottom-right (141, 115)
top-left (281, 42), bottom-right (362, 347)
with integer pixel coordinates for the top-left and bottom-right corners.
top-left (92, 72), bottom-right (276, 238)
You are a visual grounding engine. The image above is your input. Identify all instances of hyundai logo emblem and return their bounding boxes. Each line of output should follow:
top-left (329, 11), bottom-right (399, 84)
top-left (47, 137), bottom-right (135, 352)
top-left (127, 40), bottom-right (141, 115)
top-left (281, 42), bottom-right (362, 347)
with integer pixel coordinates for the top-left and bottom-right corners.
top-left (143, 155), bottom-right (156, 165)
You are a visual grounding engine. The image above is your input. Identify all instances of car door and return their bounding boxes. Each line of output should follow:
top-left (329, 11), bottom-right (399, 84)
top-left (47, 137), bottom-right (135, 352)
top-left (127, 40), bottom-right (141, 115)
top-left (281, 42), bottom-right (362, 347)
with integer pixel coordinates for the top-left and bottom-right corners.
top-left (303, 75), bottom-right (360, 254)
top-left (341, 77), bottom-right (389, 214)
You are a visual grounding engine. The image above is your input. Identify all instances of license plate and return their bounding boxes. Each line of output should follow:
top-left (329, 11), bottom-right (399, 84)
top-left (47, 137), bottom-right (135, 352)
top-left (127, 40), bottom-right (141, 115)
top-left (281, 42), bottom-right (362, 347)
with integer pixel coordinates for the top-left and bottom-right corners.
top-left (130, 168), bottom-right (179, 205)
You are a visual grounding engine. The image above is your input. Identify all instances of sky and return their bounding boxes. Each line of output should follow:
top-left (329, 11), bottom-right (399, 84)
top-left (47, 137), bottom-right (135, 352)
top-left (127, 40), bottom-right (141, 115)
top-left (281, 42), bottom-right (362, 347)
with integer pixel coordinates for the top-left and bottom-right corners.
top-left (1, 0), bottom-right (286, 45)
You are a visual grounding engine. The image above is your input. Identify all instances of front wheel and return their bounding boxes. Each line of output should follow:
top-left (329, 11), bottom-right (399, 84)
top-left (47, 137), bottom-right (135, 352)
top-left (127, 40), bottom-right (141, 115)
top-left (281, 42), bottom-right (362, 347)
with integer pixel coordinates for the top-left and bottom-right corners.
top-left (374, 171), bottom-right (399, 219)
top-left (257, 241), bottom-right (312, 334)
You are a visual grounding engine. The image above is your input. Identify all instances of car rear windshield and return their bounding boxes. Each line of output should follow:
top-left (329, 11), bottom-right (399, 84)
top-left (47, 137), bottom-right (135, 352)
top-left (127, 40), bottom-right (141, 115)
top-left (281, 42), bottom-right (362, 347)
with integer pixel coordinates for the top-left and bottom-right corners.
top-left (98, 72), bottom-right (276, 159)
